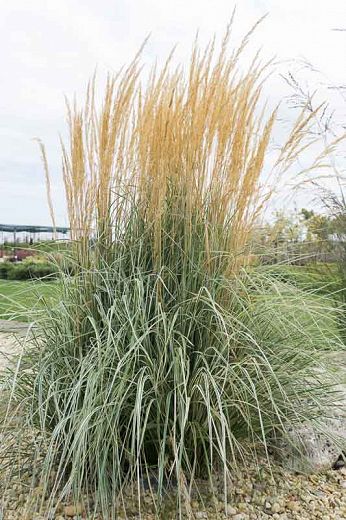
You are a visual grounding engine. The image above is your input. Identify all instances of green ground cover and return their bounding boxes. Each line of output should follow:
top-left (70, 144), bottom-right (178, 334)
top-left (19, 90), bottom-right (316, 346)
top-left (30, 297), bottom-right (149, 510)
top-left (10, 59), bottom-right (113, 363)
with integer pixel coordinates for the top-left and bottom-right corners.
top-left (0, 279), bottom-right (58, 321)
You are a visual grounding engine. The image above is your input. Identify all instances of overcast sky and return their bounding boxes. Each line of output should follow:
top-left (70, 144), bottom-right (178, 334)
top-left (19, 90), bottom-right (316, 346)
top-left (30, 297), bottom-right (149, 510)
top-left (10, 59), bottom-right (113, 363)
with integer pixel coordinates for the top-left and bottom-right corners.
top-left (0, 0), bottom-right (345, 226)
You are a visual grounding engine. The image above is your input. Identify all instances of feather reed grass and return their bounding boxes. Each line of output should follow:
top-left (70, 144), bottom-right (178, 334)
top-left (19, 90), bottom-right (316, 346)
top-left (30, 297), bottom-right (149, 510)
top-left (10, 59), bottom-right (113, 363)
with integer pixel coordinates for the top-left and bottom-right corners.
top-left (2, 25), bottom-right (346, 519)
top-left (61, 25), bottom-right (319, 273)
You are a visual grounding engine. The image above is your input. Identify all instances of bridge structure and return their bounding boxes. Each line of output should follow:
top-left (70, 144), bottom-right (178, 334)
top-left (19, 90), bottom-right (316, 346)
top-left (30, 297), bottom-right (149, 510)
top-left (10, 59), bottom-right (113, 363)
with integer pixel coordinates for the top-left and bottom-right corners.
top-left (0, 224), bottom-right (70, 259)
top-left (0, 224), bottom-right (69, 243)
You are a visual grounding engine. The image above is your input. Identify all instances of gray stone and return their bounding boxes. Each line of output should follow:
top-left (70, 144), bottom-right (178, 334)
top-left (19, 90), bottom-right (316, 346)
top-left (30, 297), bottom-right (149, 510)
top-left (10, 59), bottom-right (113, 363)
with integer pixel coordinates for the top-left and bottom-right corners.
top-left (274, 379), bottom-right (346, 473)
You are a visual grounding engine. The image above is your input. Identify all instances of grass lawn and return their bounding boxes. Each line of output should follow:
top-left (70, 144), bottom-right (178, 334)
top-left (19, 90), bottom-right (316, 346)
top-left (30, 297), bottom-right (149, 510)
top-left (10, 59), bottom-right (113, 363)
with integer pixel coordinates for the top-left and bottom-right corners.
top-left (0, 279), bottom-right (58, 321)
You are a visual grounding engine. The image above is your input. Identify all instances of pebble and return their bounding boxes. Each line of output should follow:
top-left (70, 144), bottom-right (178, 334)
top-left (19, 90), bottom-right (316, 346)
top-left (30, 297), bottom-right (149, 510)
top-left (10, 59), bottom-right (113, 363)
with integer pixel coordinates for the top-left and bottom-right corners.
top-left (271, 502), bottom-right (283, 513)
top-left (226, 504), bottom-right (237, 515)
top-left (286, 499), bottom-right (300, 512)
top-left (63, 503), bottom-right (84, 517)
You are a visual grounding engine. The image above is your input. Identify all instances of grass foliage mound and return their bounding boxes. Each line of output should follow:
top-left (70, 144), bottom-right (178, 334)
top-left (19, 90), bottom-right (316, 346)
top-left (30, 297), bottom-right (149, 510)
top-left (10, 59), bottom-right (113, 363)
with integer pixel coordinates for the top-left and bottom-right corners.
top-left (3, 25), bottom-right (345, 517)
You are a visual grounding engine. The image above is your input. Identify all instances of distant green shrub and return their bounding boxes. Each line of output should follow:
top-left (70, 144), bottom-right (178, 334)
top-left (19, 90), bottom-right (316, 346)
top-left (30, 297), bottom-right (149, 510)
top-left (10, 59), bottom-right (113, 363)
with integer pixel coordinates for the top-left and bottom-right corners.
top-left (0, 262), bottom-right (14, 279)
top-left (29, 263), bottom-right (57, 279)
top-left (6, 264), bottom-right (29, 280)
top-left (4, 261), bottom-right (56, 280)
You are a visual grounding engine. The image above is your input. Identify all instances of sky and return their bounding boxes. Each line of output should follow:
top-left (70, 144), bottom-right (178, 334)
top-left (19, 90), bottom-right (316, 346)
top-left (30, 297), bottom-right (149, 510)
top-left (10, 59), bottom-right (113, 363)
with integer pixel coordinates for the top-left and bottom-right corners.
top-left (0, 0), bottom-right (345, 226)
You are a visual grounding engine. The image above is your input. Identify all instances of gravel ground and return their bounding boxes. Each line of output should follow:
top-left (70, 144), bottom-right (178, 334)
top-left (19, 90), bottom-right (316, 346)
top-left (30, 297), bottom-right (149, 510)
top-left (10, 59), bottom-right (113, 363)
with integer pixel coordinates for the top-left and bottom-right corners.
top-left (0, 330), bottom-right (345, 520)
top-left (0, 335), bottom-right (20, 372)
top-left (0, 320), bottom-right (28, 371)
top-left (1, 454), bottom-right (345, 520)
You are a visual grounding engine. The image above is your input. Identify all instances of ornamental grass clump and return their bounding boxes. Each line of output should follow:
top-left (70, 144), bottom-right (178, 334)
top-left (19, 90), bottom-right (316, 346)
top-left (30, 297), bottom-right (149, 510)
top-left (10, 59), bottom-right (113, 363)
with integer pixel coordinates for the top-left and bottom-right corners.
top-left (3, 25), bottom-right (345, 518)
